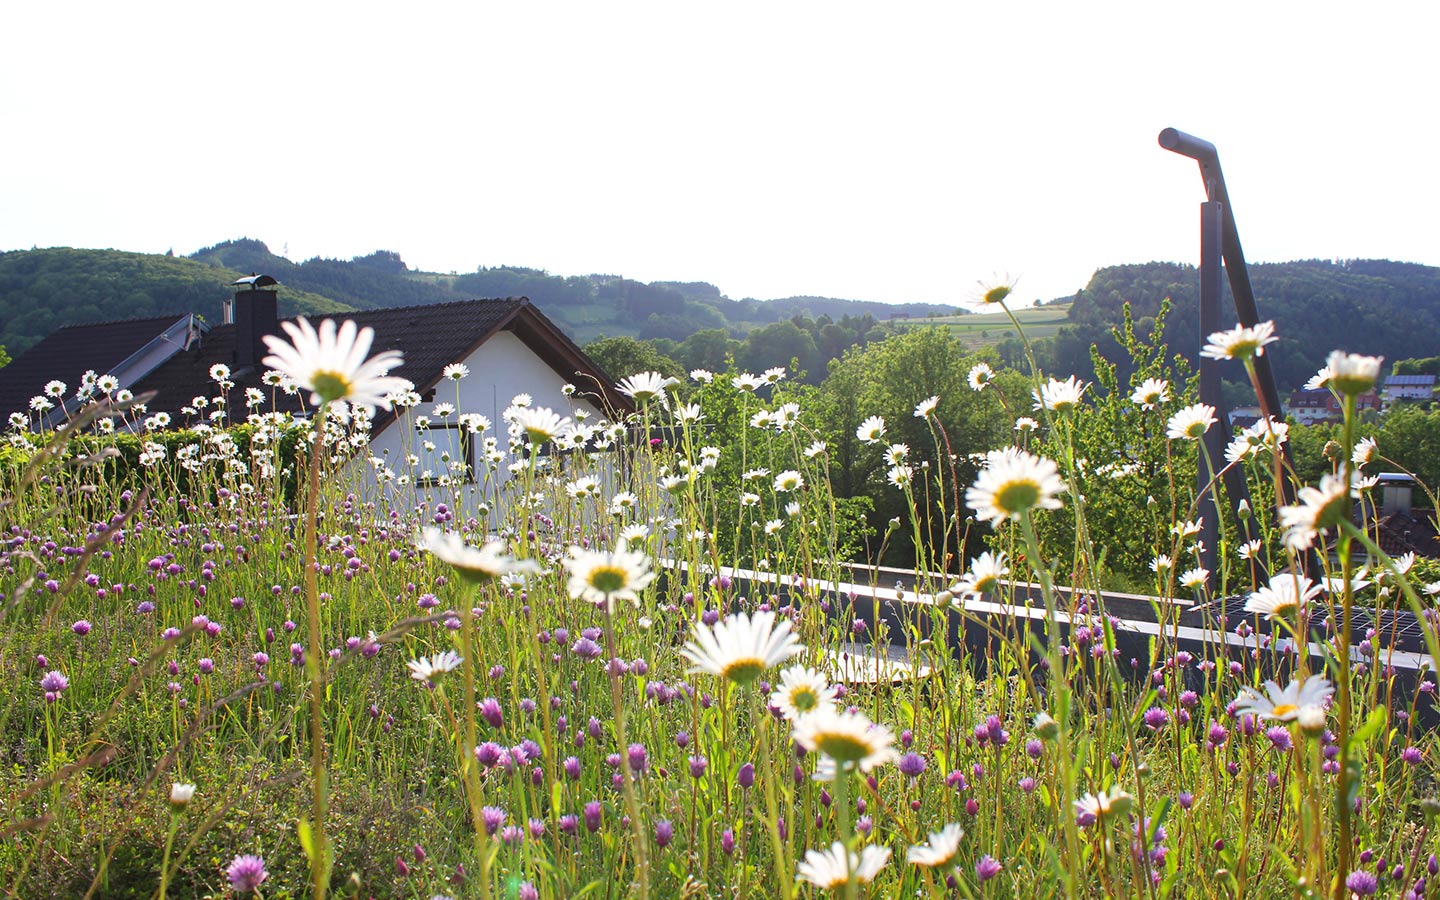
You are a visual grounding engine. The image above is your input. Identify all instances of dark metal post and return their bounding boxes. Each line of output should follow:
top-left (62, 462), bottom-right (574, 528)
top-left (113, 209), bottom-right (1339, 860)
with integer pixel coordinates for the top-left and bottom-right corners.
top-left (1199, 201), bottom-right (1224, 586)
top-left (1159, 128), bottom-right (1295, 506)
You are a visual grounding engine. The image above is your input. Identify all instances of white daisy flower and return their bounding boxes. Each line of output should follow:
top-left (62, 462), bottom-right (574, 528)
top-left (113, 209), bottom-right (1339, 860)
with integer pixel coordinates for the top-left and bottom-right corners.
top-left (1232, 674), bottom-right (1333, 723)
top-left (763, 366), bottom-right (787, 384)
top-left (796, 842), bottom-right (892, 889)
top-left (690, 368), bottom-right (714, 383)
top-left (966, 448), bottom-right (1066, 524)
top-left (681, 610), bottom-right (804, 686)
top-left (1325, 351), bottom-right (1382, 396)
top-left (562, 546), bottom-right (656, 610)
top-left (954, 551), bottom-right (1009, 595)
top-left (907, 823), bottom-right (965, 868)
top-left (407, 650), bottom-right (463, 682)
top-left (1352, 437), bottom-right (1377, 467)
top-left (967, 363), bottom-right (995, 392)
top-left (1074, 785), bottom-right (1134, 823)
top-left (791, 707), bottom-right (899, 773)
top-left (1304, 365), bottom-right (1333, 391)
top-left (1166, 403), bottom-right (1217, 441)
top-left (261, 318), bottom-right (408, 418)
top-left (416, 529), bottom-right (541, 583)
top-left (773, 470), bottom-right (804, 492)
top-left (1278, 474), bottom-right (1355, 551)
top-left (887, 465), bottom-right (913, 489)
top-left (617, 371), bottom-right (668, 405)
top-left (1200, 321), bottom-right (1278, 361)
top-left (509, 407), bottom-right (572, 444)
top-left (1033, 376), bottom-right (1086, 414)
top-left (443, 363), bottom-right (469, 380)
top-left (804, 440), bottom-right (827, 458)
top-left (769, 665), bottom-right (838, 720)
top-left (1013, 416), bottom-right (1039, 432)
top-left (1130, 377), bottom-right (1170, 410)
top-left (732, 372), bottom-right (764, 392)
top-left (856, 415), bottom-right (887, 444)
top-left (1243, 571), bottom-right (1323, 620)
top-left (1179, 567), bottom-right (1210, 590)
top-left (914, 395), bottom-right (939, 417)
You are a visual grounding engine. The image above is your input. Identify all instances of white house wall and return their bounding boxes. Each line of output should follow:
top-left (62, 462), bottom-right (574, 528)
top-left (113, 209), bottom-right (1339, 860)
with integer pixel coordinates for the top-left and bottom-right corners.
top-left (355, 329), bottom-right (612, 520)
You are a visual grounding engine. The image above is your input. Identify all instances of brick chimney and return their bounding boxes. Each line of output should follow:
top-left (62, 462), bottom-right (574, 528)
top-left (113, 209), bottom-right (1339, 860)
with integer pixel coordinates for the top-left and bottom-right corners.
top-left (230, 274), bottom-right (279, 370)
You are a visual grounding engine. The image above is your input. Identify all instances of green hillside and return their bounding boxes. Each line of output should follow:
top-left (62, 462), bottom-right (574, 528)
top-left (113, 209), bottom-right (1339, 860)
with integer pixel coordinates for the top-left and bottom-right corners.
top-left (894, 303), bottom-right (1071, 350)
top-left (0, 247), bottom-right (350, 357)
top-left (1038, 259), bottom-right (1440, 391)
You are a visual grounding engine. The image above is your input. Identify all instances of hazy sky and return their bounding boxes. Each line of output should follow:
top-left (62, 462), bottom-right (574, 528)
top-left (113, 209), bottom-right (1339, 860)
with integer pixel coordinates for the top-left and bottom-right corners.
top-left (3, 3), bottom-right (1437, 308)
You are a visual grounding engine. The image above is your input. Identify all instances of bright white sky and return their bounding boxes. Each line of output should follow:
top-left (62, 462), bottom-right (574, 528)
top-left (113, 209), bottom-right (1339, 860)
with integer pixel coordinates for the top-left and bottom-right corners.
top-left (3, 2), bottom-right (1437, 308)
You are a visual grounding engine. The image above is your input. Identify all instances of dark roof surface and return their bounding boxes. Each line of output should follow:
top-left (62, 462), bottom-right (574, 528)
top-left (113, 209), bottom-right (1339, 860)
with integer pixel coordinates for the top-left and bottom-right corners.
top-left (0, 314), bottom-right (190, 419)
top-left (1385, 374), bottom-right (1437, 387)
top-left (130, 297), bottom-right (632, 426)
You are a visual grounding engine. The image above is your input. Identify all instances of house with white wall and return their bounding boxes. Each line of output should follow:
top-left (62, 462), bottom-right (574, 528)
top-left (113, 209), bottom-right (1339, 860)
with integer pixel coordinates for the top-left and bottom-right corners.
top-left (1, 279), bottom-right (632, 517)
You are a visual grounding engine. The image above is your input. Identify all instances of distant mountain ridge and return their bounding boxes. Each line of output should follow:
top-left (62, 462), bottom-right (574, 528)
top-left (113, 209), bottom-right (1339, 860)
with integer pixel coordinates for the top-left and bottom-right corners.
top-left (0, 239), bottom-right (960, 357)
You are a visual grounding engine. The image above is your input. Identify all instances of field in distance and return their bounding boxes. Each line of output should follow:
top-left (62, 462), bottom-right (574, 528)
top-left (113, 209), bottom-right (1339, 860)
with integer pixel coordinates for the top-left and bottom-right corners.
top-left (885, 302), bottom-right (1072, 349)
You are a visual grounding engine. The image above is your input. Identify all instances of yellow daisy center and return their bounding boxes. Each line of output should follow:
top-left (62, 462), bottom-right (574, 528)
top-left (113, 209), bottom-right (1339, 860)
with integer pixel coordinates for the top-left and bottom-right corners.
top-left (994, 479), bottom-right (1041, 514)
top-left (814, 731), bottom-right (874, 764)
top-left (719, 657), bottom-right (765, 685)
top-left (1271, 704), bottom-right (1297, 718)
top-left (311, 370), bottom-right (352, 403)
top-left (789, 687), bottom-right (819, 712)
top-left (587, 566), bottom-right (629, 595)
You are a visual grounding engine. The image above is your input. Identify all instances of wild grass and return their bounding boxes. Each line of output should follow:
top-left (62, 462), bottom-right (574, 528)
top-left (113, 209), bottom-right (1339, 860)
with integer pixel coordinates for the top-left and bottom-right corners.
top-left (0, 317), bottom-right (1435, 900)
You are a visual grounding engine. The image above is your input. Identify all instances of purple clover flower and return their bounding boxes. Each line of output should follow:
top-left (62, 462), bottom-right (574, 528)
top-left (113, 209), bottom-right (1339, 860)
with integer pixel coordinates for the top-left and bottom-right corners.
top-left (226, 854), bottom-right (268, 893)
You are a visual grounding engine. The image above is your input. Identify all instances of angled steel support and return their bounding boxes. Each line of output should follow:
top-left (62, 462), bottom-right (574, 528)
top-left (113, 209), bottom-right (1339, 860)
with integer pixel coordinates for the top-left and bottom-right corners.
top-left (1160, 128), bottom-right (1296, 511)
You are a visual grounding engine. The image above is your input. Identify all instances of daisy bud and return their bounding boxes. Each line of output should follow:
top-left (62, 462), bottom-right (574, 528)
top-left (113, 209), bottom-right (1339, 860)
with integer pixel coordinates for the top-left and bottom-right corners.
top-left (169, 782), bottom-right (196, 811)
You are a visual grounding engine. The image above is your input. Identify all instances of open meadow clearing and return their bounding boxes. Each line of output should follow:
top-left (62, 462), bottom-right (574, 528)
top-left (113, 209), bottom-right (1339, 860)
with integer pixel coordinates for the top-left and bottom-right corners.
top-left (1, 311), bottom-right (1436, 900)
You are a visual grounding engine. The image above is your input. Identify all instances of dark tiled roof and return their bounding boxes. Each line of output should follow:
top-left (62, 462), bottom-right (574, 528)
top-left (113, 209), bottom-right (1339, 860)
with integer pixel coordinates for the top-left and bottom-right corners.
top-left (130, 297), bottom-right (633, 426)
top-left (1385, 374), bottom-right (1437, 387)
top-left (0, 314), bottom-right (190, 419)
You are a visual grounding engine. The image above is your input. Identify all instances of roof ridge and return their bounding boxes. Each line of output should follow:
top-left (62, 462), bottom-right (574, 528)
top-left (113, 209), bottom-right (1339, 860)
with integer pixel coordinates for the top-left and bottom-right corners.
top-left (47, 312), bottom-right (193, 332)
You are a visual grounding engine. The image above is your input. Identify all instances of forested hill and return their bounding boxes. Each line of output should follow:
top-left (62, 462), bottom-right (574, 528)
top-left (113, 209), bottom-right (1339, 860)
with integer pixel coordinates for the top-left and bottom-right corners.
top-left (0, 240), bottom-right (960, 357)
top-left (0, 248), bottom-right (350, 357)
top-left (1036, 259), bottom-right (1440, 391)
top-left (188, 239), bottom-right (959, 345)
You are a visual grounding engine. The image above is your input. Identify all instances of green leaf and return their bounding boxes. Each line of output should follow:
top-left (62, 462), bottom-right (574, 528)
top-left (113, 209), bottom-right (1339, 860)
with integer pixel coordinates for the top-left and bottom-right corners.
top-left (298, 816), bottom-right (315, 862)
top-left (1349, 707), bottom-right (1387, 749)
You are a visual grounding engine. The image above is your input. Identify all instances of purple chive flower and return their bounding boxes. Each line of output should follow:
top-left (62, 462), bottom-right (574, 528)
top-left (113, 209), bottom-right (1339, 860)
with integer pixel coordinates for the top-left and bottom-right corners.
top-left (564, 756), bottom-right (582, 780)
top-left (689, 756), bottom-right (708, 778)
top-left (1178, 792), bottom-right (1194, 810)
top-left (1345, 870), bottom-right (1378, 896)
top-left (627, 743), bottom-right (648, 774)
top-left (226, 854), bottom-right (268, 893)
top-left (1403, 746), bottom-right (1423, 766)
top-left (482, 806), bottom-right (506, 835)
top-left (1143, 707), bottom-right (1170, 731)
top-left (1019, 776), bottom-right (1036, 793)
top-left (976, 855), bottom-right (1002, 882)
top-left (500, 825), bottom-right (524, 846)
top-left (1266, 726), bottom-right (1293, 753)
top-left (966, 798), bottom-right (980, 817)
top-left (197, 658), bottom-right (215, 674)
top-left (40, 670), bottom-right (68, 702)
top-left (721, 829), bottom-right (736, 855)
top-left (479, 698), bottom-right (504, 729)
top-left (737, 763), bottom-right (755, 789)
top-left (655, 819), bottom-right (673, 848)
top-left (71, 619), bottom-right (92, 636)
top-left (583, 801), bottom-right (603, 833)
top-left (985, 715), bottom-right (1009, 745)
top-left (898, 752), bottom-right (927, 778)
top-left (558, 814), bottom-right (578, 835)
top-left (1026, 739), bottom-right (1044, 759)
top-left (571, 637), bottom-right (602, 659)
